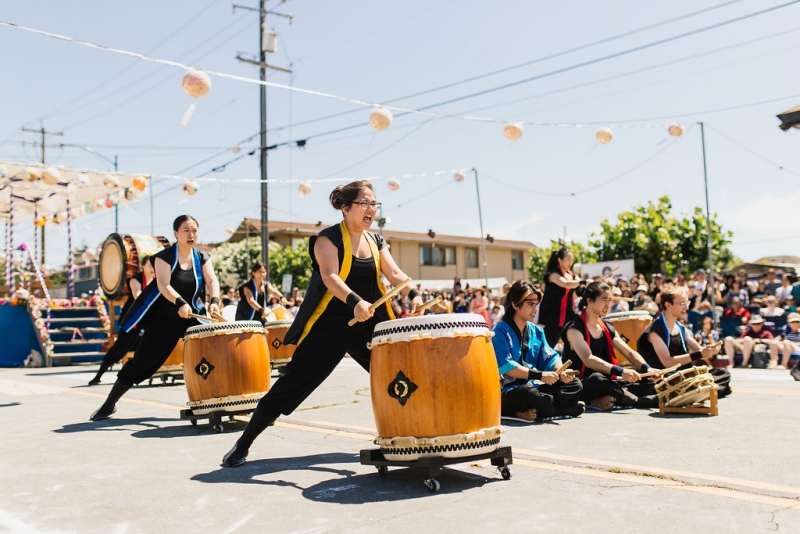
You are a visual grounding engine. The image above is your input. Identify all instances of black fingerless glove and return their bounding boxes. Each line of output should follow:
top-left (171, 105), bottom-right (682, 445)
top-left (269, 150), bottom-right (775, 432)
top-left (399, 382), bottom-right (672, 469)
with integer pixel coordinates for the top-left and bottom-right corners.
top-left (527, 368), bottom-right (543, 381)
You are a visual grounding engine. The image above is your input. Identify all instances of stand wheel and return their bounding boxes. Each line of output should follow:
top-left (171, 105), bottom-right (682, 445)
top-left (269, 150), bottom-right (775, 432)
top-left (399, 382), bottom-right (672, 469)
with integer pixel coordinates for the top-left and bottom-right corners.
top-left (212, 424), bottom-right (224, 433)
top-left (148, 378), bottom-right (154, 386)
top-left (423, 478), bottom-right (440, 493)
top-left (499, 466), bottom-right (512, 480)
top-left (190, 419), bottom-right (197, 426)
top-left (229, 415), bottom-right (235, 421)
top-left (161, 376), bottom-right (167, 384)
top-left (376, 465), bottom-right (388, 477)
top-left (278, 367), bottom-right (286, 377)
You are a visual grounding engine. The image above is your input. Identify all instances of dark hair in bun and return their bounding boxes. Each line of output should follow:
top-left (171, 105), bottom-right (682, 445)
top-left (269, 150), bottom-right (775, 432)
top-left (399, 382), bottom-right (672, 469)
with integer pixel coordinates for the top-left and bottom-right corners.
top-left (173, 214), bottom-right (199, 232)
top-left (576, 281), bottom-right (610, 310)
top-left (545, 247), bottom-right (571, 273)
top-left (329, 180), bottom-right (374, 210)
top-left (250, 261), bottom-right (265, 274)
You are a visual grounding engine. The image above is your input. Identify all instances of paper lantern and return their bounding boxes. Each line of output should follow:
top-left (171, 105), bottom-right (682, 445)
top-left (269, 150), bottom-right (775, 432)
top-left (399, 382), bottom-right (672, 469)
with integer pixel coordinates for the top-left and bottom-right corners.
top-left (668, 122), bottom-right (684, 137)
top-left (21, 167), bottom-right (40, 182)
top-left (231, 145), bottom-right (241, 154)
top-left (181, 69), bottom-right (212, 126)
top-left (596, 127), bottom-right (613, 144)
top-left (41, 167), bottom-right (61, 185)
top-left (503, 122), bottom-right (524, 141)
top-left (74, 173), bottom-right (90, 189)
top-left (105, 196), bottom-right (117, 209)
top-left (93, 198), bottom-right (106, 211)
top-left (183, 180), bottom-right (199, 196)
top-left (453, 170), bottom-right (466, 182)
top-left (124, 188), bottom-right (137, 201)
top-left (53, 211), bottom-right (68, 224)
top-left (132, 176), bottom-right (147, 191)
top-left (34, 216), bottom-right (47, 227)
top-left (84, 202), bottom-right (94, 215)
top-left (0, 165), bottom-right (6, 178)
top-left (103, 174), bottom-right (120, 190)
top-left (387, 179), bottom-right (400, 191)
top-left (369, 107), bottom-right (393, 131)
top-left (225, 227), bottom-right (234, 235)
top-left (298, 181), bottom-right (312, 197)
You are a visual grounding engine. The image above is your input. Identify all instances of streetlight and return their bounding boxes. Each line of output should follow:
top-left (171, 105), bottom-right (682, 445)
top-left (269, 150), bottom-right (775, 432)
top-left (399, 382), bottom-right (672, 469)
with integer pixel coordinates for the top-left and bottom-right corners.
top-left (58, 144), bottom-right (120, 232)
top-left (777, 104), bottom-right (800, 131)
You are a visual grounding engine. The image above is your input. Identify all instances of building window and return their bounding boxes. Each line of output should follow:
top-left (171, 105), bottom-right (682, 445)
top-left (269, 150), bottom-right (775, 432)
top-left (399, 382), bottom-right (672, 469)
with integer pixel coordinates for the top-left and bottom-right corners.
top-left (420, 245), bottom-right (456, 266)
top-left (465, 248), bottom-right (479, 269)
top-left (511, 250), bottom-right (524, 270)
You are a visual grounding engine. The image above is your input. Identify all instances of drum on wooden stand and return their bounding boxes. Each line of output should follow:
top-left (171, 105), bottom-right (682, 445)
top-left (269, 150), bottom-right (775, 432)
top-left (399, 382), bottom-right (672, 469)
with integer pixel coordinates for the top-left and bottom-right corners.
top-left (368, 313), bottom-right (503, 462)
top-left (183, 321), bottom-right (270, 415)
top-left (603, 311), bottom-right (652, 350)
top-left (99, 233), bottom-right (170, 299)
top-left (264, 320), bottom-right (295, 367)
top-left (655, 365), bottom-right (716, 407)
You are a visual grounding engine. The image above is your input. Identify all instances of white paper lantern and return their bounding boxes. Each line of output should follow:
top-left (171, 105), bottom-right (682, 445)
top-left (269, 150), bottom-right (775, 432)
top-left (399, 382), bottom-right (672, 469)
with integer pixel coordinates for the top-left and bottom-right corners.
top-left (298, 181), bottom-right (312, 197)
top-left (103, 174), bottom-right (120, 190)
top-left (74, 173), bottom-right (90, 189)
top-left (182, 69), bottom-right (212, 98)
top-left (503, 122), bottom-right (524, 141)
top-left (21, 167), bottom-right (40, 182)
top-left (668, 122), bottom-right (684, 137)
top-left (453, 170), bottom-right (466, 182)
top-left (41, 167), bottom-right (61, 185)
top-left (369, 107), bottom-right (393, 131)
top-left (183, 180), bottom-right (199, 196)
top-left (596, 127), bottom-right (613, 144)
top-left (387, 179), bottom-right (400, 191)
top-left (225, 227), bottom-right (234, 235)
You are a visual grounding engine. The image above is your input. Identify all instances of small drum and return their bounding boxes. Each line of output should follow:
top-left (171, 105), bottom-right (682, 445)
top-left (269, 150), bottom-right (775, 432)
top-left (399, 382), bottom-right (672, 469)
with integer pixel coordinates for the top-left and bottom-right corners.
top-left (369, 313), bottom-right (503, 462)
top-left (99, 233), bottom-right (170, 299)
top-left (183, 321), bottom-right (270, 416)
top-left (264, 320), bottom-right (295, 366)
top-left (157, 339), bottom-right (184, 374)
top-left (604, 310), bottom-right (652, 351)
top-left (655, 365), bottom-right (716, 407)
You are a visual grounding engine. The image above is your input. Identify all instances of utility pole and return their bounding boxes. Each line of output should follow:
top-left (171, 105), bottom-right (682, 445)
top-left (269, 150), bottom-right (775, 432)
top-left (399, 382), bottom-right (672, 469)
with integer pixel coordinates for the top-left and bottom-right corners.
top-left (698, 121), bottom-right (717, 329)
top-left (22, 124), bottom-right (63, 266)
top-left (233, 2), bottom-right (292, 284)
top-left (472, 169), bottom-right (489, 291)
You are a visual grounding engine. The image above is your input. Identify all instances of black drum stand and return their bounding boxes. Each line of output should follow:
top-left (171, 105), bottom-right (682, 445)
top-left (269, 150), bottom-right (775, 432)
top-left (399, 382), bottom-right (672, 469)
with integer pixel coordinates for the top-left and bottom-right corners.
top-left (359, 446), bottom-right (513, 493)
top-left (179, 407), bottom-right (255, 433)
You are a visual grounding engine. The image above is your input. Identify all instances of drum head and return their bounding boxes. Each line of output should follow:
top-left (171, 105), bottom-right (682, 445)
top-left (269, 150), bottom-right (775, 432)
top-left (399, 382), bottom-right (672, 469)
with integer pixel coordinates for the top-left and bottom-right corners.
top-left (99, 234), bottom-right (126, 299)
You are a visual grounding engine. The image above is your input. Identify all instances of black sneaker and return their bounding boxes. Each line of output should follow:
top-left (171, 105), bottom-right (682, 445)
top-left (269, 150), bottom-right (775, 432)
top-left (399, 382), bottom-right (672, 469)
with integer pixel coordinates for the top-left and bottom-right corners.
top-left (221, 441), bottom-right (249, 467)
top-left (791, 366), bottom-right (800, 382)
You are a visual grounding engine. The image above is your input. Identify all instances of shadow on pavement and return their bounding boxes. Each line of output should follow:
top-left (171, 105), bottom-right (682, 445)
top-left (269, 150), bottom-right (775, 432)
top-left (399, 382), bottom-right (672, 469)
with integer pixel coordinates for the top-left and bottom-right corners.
top-left (192, 452), bottom-right (496, 502)
top-left (53, 417), bottom-right (176, 434)
top-left (0, 402), bottom-right (21, 408)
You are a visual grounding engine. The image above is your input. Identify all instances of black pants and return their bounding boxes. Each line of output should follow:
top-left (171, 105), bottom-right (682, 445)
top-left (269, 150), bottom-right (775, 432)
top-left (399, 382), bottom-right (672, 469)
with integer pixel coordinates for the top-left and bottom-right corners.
top-left (253, 310), bottom-right (384, 420)
top-left (98, 328), bottom-right (142, 368)
top-left (542, 319), bottom-right (564, 348)
top-left (708, 367), bottom-right (732, 398)
top-left (501, 379), bottom-right (583, 419)
top-left (116, 317), bottom-right (196, 385)
top-left (580, 372), bottom-right (659, 408)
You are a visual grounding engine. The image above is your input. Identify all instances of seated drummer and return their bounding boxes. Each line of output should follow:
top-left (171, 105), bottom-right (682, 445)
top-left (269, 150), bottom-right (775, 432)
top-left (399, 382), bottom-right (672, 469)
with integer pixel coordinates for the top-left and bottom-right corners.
top-left (561, 281), bottom-right (660, 411)
top-left (637, 284), bottom-right (731, 398)
top-left (492, 280), bottom-right (585, 422)
top-left (235, 261), bottom-right (282, 324)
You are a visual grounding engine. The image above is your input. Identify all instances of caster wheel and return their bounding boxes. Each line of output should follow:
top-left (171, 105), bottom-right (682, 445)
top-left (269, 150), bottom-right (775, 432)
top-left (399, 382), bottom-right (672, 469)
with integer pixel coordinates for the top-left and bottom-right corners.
top-left (148, 378), bottom-right (153, 386)
top-left (278, 368), bottom-right (286, 377)
top-left (376, 465), bottom-right (388, 477)
top-left (229, 415), bottom-right (235, 421)
top-left (190, 419), bottom-right (197, 426)
top-left (213, 424), bottom-right (224, 433)
top-left (499, 466), bottom-right (512, 480)
top-left (424, 478), bottom-right (440, 493)
top-left (161, 376), bottom-right (167, 384)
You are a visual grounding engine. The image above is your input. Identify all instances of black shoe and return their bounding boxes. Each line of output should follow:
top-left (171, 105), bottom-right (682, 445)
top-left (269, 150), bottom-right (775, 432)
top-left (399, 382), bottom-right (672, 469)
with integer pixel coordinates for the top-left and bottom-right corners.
top-left (88, 380), bottom-right (131, 421)
top-left (88, 378), bottom-right (101, 386)
top-left (221, 441), bottom-right (249, 467)
top-left (554, 401), bottom-right (586, 418)
top-left (791, 366), bottom-right (800, 382)
top-left (90, 406), bottom-right (117, 421)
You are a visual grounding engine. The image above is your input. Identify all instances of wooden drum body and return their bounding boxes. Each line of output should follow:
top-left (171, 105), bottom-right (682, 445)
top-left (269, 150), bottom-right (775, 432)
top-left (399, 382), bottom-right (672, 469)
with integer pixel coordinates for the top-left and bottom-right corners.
top-left (183, 321), bottom-right (270, 415)
top-left (369, 313), bottom-right (503, 462)
top-left (604, 311), bottom-right (652, 363)
top-left (655, 365), bottom-right (716, 407)
top-left (158, 339), bottom-right (184, 374)
top-left (264, 320), bottom-right (295, 365)
top-left (99, 233), bottom-right (170, 299)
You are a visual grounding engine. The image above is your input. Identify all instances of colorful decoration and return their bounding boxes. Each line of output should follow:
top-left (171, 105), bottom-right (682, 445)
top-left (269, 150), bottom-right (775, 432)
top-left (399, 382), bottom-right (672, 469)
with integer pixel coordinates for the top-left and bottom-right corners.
top-left (387, 179), bottom-right (400, 191)
top-left (596, 127), bottom-right (613, 144)
top-left (34, 216), bottom-right (47, 227)
top-left (41, 167), bottom-right (61, 185)
top-left (369, 107), bottom-right (393, 131)
top-left (503, 122), bottom-right (524, 141)
top-left (105, 196), bottom-right (117, 209)
top-left (92, 198), bottom-right (106, 211)
top-left (181, 69), bottom-right (212, 126)
top-left (225, 227), bottom-right (234, 235)
top-left (0, 164), bottom-right (7, 178)
top-left (183, 180), bottom-right (199, 196)
top-left (124, 188), bottom-right (137, 201)
top-left (132, 176), bottom-right (147, 191)
top-left (21, 167), bottom-right (40, 182)
top-left (74, 173), bottom-right (90, 189)
top-left (453, 170), bottom-right (466, 182)
top-left (668, 122), bottom-right (684, 137)
top-left (103, 174), bottom-right (119, 189)
top-left (298, 181), bottom-right (312, 197)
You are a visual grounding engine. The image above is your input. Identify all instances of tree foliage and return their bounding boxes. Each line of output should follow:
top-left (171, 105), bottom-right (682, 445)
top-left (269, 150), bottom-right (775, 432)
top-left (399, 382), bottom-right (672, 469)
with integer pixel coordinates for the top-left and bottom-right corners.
top-left (212, 237), bottom-right (312, 292)
top-left (588, 196), bottom-right (734, 277)
top-left (527, 241), bottom-right (595, 284)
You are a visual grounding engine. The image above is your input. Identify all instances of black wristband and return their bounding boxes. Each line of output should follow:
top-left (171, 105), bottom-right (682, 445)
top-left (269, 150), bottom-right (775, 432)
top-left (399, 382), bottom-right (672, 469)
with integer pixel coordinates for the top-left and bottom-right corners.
top-left (346, 292), bottom-right (363, 309)
top-left (690, 351), bottom-right (702, 361)
top-left (175, 297), bottom-right (187, 309)
top-left (210, 296), bottom-right (219, 306)
top-left (408, 288), bottom-right (420, 301)
top-left (610, 365), bottom-right (624, 377)
top-left (527, 368), bottom-right (543, 381)
top-left (639, 363), bottom-right (651, 373)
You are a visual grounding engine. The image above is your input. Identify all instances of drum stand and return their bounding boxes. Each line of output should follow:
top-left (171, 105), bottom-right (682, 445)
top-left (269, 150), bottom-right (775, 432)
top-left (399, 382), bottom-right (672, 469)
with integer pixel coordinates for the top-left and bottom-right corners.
top-left (147, 369), bottom-right (184, 386)
top-left (359, 446), bottom-right (513, 493)
top-left (179, 407), bottom-right (255, 433)
top-left (659, 387), bottom-right (718, 417)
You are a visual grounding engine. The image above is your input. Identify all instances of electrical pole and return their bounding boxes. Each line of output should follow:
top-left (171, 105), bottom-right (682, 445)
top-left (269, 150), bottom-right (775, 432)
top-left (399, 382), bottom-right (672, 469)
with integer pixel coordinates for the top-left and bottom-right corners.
top-left (472, 169), bottom-right (489, 291)
top-left (698, 122), bottom-right (716, 329)
top-left (22, 124), bottom-right (62, 267)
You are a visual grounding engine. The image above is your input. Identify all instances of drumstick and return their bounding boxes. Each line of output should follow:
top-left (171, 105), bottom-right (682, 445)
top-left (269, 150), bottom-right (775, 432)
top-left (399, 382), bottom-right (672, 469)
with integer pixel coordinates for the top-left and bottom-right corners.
top-left (188, 312), bottom-right (224, 323)
top-left (596, 266), bottom-right (621, 281)
top-left (612, 296), bottom-right (635, 302)
top-left (555, 360), bottom-right (572, 375)
top-left (211, 311), bottom-right (228, 322)
top-left (347, 278), bottom-right (412, 326)
top-left (415, 296), bottom-right (442, 314)
top-left (639, 363), bottom-right (680, 378)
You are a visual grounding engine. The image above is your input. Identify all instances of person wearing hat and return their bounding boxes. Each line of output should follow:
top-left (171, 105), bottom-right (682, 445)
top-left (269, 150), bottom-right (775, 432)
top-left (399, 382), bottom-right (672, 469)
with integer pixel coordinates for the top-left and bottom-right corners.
top-left (610, 286), bottom-right (629, 313)
top-left (723, 314), bottom-right (774, 367)
top-left (633, 284), bottom-right (652, 312)
top-left (771, 312), bottom-right (800, 373)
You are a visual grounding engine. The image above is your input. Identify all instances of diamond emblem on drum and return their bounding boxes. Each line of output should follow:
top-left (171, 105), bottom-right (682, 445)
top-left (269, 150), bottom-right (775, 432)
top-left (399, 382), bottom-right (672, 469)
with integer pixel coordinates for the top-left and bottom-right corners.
top-left (195, 357), bottom-right (215, 380)
top-left (271, 338), bottom-right (282, 349)
top-left (387, 370), bottom-right (418, 406)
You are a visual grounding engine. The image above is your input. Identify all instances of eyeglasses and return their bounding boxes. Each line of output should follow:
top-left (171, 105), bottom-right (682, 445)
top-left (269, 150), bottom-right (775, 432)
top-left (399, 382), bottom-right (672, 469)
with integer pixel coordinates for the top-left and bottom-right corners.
top-left (353, 201), bottom-right (381, 210)
top-left (676, 301), bottom-right (690, 308)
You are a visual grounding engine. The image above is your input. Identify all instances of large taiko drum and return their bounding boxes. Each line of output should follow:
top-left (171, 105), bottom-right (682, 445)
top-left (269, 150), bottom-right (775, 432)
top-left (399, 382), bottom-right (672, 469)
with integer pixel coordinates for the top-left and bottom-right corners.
top-left (183, 321), bottom-right (270, 415)
top-left (604, 310), bottom-right (652, 353)
top-left (121, 338), bottom-right (183, 373)
top-left (264, 320), bottom-right (295, 366)
top-left (368, 313), bottom-right (503, 462)
top-left (99, 233), bottom-right (170, 299)
top-left (655, 365), bottom-right (716, 407)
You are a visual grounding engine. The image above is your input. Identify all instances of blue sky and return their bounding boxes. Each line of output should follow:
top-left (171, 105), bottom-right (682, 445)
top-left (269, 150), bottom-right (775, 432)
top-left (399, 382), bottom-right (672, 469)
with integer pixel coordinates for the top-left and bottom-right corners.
top-left (2, 0), bottom-right (799, 269)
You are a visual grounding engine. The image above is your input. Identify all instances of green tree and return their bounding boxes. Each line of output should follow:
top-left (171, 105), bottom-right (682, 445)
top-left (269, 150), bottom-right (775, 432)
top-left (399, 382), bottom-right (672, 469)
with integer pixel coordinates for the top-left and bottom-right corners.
top-left (588, 196), bottom-right (734, 278)
top-left (267, 239), bottom-right (312, 290)
top-left (527, 241), bottom-right (595, 284)
top-left (212, 237), bottom-right (312, 292)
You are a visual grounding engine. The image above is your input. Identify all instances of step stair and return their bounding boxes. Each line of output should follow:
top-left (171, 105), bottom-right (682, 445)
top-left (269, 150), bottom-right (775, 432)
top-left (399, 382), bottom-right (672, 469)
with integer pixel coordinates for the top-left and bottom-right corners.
top-left (36, 306), bottom-right (108, 366)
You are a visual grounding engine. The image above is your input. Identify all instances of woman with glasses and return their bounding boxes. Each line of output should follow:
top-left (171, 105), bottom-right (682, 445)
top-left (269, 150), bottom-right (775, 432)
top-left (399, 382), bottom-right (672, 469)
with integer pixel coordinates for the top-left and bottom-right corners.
top-left (637, 285), bottom-right (731, 397)
top-left (560, 281), bottom-right (659, 411)
top-left (222, 180), bottom-right (423, 467)
top-left (492, 280), bottom-right (584, 422)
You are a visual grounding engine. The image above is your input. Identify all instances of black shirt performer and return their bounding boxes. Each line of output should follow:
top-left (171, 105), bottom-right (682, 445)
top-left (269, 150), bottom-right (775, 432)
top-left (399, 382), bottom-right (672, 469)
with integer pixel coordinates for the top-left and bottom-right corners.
top-left (222, 180), bottom-right (423, 467)
top-left (89, 215), bottom-right (221, 421)
top-left (234, 261), bottom-right (283, 323)
top-left (539, 248), bottom-right (586, 347)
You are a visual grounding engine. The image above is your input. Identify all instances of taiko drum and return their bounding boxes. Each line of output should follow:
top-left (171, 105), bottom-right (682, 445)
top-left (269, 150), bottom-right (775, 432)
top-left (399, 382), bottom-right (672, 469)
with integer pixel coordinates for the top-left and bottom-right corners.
top-left (369, 314), bottom-right (503, 461)
top-left (264, 320), bottom-right (295, 365)
top-left (183, 321), bottom-right (270, 415)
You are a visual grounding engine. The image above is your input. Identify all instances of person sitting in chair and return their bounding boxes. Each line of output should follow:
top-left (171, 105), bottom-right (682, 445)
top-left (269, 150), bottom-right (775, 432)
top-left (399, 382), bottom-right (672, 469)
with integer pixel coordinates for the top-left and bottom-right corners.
top-left (723, 314), bottom-right (773, 367)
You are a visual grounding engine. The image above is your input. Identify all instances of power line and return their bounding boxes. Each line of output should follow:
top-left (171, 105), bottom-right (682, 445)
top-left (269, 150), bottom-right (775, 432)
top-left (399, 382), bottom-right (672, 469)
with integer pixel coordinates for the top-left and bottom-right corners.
top-left (705, 124), bottom-right (800, 178)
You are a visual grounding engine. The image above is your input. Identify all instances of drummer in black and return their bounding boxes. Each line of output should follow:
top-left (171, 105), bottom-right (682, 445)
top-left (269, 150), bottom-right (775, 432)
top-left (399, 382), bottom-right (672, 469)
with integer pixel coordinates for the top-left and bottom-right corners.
top-left (539, 248), bottom-right (586, 347)
top-left (235, 261), bottom-right (283, 323)
top-left (89, 215), bottom-right (221, 421)
top-left (637, 284), bottom-right (731, 397)
top-left (561, 281), bottom-right (660, 410)
top-left (221, 180), bottom-right (423, 467)
top-left (88, 255), bottom-right (156, 385)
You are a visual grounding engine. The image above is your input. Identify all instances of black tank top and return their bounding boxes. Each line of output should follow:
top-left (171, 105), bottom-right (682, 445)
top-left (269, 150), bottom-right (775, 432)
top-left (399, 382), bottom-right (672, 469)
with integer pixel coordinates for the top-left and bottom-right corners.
top-left (637, 317), bottom-right (686, 369)
top-left (540, 270), bottom-right (576, 327)
top-left (326, 255), bottom-right (383, 318)
top-left (560, 316), bottom-right (617, 373)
